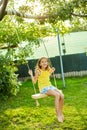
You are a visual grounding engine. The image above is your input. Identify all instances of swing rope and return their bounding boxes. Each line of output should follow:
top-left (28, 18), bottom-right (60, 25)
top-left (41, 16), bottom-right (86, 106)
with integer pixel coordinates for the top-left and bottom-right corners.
top-left (10, 15), bottom-right (40, 106)
top-left (43, 42), bottom-right (58, 88)
top-left (27, 62), bottom-right (48, 100)
top-left (27, 64), bottom-right (37, 94)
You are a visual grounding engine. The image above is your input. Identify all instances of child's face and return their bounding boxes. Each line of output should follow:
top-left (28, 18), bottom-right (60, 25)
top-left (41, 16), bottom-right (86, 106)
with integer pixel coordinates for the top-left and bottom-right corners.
top-left (40, 58), bottom-right (48, 69)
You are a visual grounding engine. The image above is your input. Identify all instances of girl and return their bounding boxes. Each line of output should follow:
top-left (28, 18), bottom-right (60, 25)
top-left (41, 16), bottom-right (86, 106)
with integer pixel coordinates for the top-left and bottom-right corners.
top-left (28, 57), bottom-right (64, 122)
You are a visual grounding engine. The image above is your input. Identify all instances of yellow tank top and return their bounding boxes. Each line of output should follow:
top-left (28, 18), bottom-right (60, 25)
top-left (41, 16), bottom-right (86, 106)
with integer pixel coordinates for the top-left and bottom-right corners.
top-left (38, 69), bottom-right (51, 91)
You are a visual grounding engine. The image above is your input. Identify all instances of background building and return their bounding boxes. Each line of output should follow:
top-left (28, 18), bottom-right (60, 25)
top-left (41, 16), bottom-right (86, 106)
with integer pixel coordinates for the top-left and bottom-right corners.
top-left (17, 31), bottom-right (87, 78)
top-left (30, 31), bottom-right (87, 59)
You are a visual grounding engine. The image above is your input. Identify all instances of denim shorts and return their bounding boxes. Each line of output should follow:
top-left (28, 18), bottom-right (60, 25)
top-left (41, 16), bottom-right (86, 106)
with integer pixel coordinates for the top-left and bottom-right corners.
top-left (40, 86), bottom-right (57, 94)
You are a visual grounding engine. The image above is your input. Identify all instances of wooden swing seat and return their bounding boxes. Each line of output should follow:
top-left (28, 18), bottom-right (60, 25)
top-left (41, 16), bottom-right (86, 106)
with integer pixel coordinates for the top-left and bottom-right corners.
top-left (32, 93), bottom-right (48, 99)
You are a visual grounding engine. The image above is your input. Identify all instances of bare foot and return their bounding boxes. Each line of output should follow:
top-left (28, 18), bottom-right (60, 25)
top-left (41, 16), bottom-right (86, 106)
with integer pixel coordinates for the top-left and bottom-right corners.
top-left (57, 115), bottom-right (63, 123)
top-left (62, 114), bottom-right (64, 121)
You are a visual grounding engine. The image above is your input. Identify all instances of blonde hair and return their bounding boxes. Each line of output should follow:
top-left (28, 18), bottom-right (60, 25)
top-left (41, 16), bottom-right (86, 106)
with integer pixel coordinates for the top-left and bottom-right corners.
top-left (35, 57), bottom-right (50, 71)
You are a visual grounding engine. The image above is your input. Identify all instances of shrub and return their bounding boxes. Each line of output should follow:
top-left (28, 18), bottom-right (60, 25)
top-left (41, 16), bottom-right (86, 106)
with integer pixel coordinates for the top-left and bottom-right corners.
top-left (0, 55), bottom-right (20, 98)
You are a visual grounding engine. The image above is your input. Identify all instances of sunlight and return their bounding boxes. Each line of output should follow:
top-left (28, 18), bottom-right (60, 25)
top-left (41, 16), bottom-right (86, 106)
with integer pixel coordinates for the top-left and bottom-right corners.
top-left (14, 0), bottom-right (43, 15)
top-left (33, 0), bottom-right (43, 15)
top-left (14, 0), bottom-right (26, 9)
top-left (65, 20), bottom-right (71, 27)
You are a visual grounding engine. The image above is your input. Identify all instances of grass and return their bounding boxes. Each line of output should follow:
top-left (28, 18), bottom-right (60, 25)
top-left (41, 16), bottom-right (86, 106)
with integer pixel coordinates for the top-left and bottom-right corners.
top-left (0, 77), bottom-right (87, 130)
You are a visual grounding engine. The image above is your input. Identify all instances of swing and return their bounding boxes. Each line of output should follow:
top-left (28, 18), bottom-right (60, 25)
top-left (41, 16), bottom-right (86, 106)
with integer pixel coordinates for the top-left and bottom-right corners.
top-left (32, 93), bottom-right (48, 99)
top-left (27, 61), bottom-right (49, 100)
top-left (27, 42), bottom-right (58, 101)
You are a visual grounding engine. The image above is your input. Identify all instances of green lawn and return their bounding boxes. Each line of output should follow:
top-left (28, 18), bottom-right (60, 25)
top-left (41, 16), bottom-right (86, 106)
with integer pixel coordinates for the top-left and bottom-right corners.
top-left (0, 77), bottom-right (87, 130)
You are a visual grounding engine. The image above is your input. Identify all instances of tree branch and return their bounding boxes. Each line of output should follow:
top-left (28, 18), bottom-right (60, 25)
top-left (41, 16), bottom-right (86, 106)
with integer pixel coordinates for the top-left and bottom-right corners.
top-left (0, 44), bottom-right (18, 49)
top-left (5, 10), bottom-right (49, 19)
top-left (72, 13), bottom-right (87, 18)
top-left (0, 0), bottom-right (3, 6)
top-left (4, 9), bottom-right (87, 21)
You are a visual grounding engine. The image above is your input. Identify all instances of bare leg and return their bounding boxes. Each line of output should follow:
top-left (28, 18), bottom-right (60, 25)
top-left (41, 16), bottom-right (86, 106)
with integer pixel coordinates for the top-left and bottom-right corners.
top-left (55, 89), bottom-right (64, 121)
top-left (46, 90), bottom-right (64, 122)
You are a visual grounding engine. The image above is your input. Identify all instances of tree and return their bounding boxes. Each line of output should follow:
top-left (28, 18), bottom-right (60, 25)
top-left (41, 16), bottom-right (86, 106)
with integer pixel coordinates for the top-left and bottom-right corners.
top-left (0, 0), bottom-right (87, 21)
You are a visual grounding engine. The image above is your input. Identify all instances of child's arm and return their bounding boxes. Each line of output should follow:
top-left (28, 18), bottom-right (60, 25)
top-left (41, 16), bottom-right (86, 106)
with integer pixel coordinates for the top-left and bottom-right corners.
top-left (49, 67), bottom-right (55, 74)
top-left (28, 69), bottom-right (40, 84)
top-left (28, 70), bottom-right (38, 84)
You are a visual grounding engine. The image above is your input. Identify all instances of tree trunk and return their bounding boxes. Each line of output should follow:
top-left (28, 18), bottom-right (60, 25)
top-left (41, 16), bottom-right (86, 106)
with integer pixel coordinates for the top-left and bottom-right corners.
top-left (0, 0), bottom-right (8, 20)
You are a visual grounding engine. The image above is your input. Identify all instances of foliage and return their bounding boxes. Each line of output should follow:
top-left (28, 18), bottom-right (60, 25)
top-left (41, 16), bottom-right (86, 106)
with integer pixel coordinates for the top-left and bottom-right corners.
top-left (70, 18), bottom-right (87, 32)
top-left (0, 16), bottom-right (42, 62)
top-left (0, 0), bottom-right (87, 50)
top-left (18, 0), bottom-right (87, 26)
top-left (0, 0), bottom-right (87, 30)
top-left (0, 55), bottom-right (20, 98)
top-left (0, 16), bottom-right (41, 44)
top-left (0, 77), bottom-right (87, 129)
